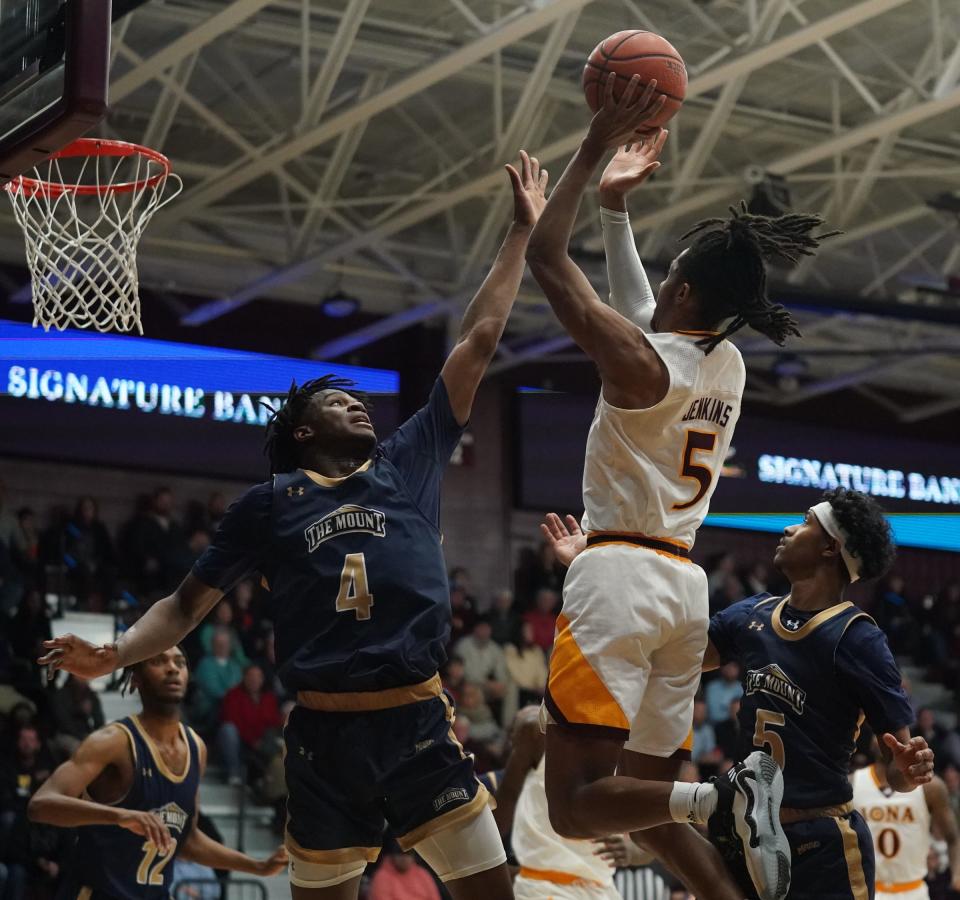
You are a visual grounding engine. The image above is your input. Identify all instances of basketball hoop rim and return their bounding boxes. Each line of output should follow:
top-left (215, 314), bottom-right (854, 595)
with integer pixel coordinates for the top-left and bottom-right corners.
top-left (4, 138), bottom-right (174, 198)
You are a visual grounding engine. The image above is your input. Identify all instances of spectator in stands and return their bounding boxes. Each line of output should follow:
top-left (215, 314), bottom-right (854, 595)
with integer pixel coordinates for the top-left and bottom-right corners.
top-left (454, 616), bottom-right (511, 722)
top-left (489, 589), bottom-right (521, 647)
top-left (62, 496), bottom-right (116, 609)
top-left (8, 589), bottom-right (51, 667)
top-left (875, 573), bottom-right (914, 654)
top-left (706, 551), bottom-right (739, 596)
top-left (942, 764), bottom-right (960, 820)
top-left (368, 846), bottom-right (440, 900)
top-left (229, 579), bottom-right (258, 658)
top-left (440, 656), bottom-right (466, 705)
top-left (458, 683), bottom-right (503, 746)
top-left (199, 601), bottom-right (249, 667)
top-left (514, 541), bottom-right (565, 612)
top-left (504, 621), bottom-right (548, 708)
top-left (122, 487), bottom-right (193, 594)
top-left (11, 508), bottom-right (40, 588)
top-left (49, 674), bottom-right (105, 752)
top-left (218, 664), bottom-right (282, 787)
top-left (523, 588), bottom-right (559, 653)
top-left (49, 674), bottom-right (105, 755)
top-left (691, 698), bottom-right (720, 768)
top-left (916, 708), bottom-right (960, 771)
top-left (191, 628), bottom-right (244, 733)
top-left (0, 479), bottom-right (17, 551)
top-left (709, 572), bottom-right (745, 617)
top-left (705, 661), bottom-right (743, 725)
top-left (743, 560), bottom-right (770, 596)
top-left (0, 723), bottom-right (56, 900)
top-left (448, 585), bottom-right (476, 647)
top-left (715, 698), bottom-right (742, 762)
top-left (171, 858), bottom-right (220, 900)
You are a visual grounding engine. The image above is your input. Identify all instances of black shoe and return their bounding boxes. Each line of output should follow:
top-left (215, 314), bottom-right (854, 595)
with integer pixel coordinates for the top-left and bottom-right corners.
top-left (713, 752), bottom-right (790, 900)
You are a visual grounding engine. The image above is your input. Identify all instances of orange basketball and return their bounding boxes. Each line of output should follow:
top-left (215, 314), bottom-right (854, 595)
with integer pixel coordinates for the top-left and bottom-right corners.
top-left (582, 30), bottom-right (687, 128)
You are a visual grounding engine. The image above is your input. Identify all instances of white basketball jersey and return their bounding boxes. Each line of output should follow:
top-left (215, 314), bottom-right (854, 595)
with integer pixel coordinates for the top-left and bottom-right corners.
top-left (581, 332), bottom-right (745, 548)
top-left (512, 756), bottom-right (614, 886)
top-left (853, 765), bottom-right (931, 889)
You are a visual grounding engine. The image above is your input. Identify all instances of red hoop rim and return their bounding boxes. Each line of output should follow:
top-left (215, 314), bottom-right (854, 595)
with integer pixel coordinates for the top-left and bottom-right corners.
top-left (5, 138), bottom-right (174, 197)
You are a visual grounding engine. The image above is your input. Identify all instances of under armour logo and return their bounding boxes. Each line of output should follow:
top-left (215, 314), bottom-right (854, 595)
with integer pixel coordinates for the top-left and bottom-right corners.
top-left (784, 618), bottom-right (801, 631)
top-left (298, 746), bottom-right (314, 761)
top-left (142, 767), bottom-right (153, 778)
top-left (748, 621), bottom-right (764, 631)
top-left (287, 486), bottom-right (304, 497)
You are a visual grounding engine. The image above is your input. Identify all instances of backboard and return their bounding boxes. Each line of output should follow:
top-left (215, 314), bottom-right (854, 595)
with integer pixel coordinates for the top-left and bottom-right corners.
top-left (0, 0), bottom-right (111, 185)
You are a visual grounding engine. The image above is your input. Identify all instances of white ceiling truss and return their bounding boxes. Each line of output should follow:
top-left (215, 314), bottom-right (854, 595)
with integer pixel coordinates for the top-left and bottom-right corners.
top-left (2, 0), bottom-right (960, 419)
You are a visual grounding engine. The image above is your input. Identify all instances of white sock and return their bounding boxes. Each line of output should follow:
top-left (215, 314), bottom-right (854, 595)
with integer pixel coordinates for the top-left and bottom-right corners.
top-left (668, 781), bottom-right (718, 825)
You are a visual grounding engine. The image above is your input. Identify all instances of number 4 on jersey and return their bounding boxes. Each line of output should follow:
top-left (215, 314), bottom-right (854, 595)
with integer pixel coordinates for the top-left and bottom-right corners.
top-left (337, 553), bottom-right (374, 620)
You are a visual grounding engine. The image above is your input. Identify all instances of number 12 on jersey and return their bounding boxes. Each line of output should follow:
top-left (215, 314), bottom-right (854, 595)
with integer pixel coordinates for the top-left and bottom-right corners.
top-left (337, 553), bottom-right (374, 620)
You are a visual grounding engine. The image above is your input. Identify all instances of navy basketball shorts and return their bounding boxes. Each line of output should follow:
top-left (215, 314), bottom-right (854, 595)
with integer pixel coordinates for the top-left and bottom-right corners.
top-left (712, 810), bottom-right (876, 899)
top-left (282, 693), bottom-right (490, 866)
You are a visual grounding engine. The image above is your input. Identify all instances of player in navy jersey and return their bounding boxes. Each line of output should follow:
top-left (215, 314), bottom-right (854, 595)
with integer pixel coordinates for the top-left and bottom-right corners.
top-left (28, 647), bottom-right (286, 900)
top-left (540, 487), bottom-right (934, 900)
top-left (39, 151), bottom-right (549, 900)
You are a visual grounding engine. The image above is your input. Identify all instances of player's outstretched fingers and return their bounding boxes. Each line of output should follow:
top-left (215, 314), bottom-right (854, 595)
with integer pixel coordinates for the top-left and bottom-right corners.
top-left (564, 514), bottom-right (582, 535)
top-left (543, 512), bottom-right (568, 540)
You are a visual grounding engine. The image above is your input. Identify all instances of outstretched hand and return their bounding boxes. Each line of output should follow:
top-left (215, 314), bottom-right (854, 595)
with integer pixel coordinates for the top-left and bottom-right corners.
top-left (38, 635), bottom-right (121, 682)
top-left (883, 732), bottom-right (935, 789)
top-left (599, 131), bottom-right (668, 205)
top-left (586, 73), bottom-right (667, 152)
top-left (540, 513), bottom-right (586, 568)
top-left (506, 150), bottom-right (548, 229)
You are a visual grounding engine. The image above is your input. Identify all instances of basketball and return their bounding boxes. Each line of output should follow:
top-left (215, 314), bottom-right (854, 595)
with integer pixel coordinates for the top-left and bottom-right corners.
top-left (582, 30), bottom-right (687, 128)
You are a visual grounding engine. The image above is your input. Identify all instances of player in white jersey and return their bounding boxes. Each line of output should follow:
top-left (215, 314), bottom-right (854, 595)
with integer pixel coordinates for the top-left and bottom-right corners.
top-left (525, 73), bottom-right (837, 900)
top-left (853, 746), bottom-right (960, 900)
top-left (494, 707), bottom-right (651, 899)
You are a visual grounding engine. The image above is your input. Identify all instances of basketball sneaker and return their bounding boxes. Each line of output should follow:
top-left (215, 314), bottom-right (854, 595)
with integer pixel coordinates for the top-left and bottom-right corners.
top-left (712, 751), bottom-right (790, 900)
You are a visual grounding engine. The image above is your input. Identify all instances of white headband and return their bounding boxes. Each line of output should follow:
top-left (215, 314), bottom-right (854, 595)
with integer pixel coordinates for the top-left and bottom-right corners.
top-left (810, 501), bottom-right (861, 583)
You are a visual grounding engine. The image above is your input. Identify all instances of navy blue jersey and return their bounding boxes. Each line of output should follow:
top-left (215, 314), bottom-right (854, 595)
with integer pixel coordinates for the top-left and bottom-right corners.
top-left (193, 378), bottom-right (464, 695)
top-left (60, 716), bottom-right (200, 900)
top-left (710, 594), bottom-right (913, 809)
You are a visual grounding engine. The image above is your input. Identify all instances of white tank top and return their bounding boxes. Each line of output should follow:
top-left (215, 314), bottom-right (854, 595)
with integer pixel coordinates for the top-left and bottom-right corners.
top-left (581, 332), bottom-right (745, 548)
top-left (853, 765), bottom-right (931, 887)
top-left (512, 756), bottom-right (614, 885)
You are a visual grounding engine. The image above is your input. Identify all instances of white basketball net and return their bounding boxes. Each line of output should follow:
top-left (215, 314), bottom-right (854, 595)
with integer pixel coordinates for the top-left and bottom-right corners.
top-left (5, 148), bottom-right (182, 333)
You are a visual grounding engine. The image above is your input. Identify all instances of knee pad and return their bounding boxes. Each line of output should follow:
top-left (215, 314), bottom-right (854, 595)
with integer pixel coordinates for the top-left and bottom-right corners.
top-left (287, 856), bottom-right (368, 889)
top-left (412, 805), bottom-right (507, 883)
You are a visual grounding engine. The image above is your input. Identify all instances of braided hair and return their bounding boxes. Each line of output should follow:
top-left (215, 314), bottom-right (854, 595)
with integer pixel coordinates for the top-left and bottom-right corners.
top-left (678, 201), bottom-right (840, 353)
top-left (262, 376), bottom-right (370, 475)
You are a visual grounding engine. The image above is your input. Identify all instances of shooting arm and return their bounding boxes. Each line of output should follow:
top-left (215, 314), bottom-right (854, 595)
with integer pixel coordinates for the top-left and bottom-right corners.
top-left (526, 143), bottom-right (662, 406)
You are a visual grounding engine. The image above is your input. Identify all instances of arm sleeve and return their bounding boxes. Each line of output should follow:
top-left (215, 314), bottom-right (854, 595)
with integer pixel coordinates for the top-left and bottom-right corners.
top-left (380, 378), bottom-right (465, 519)
top-left (835, 619), bottom-right (915, 736)
top-left (191, 483), bottom-right (272, 593)
top-left (708, 598), bottom-right (753, 664)
top-left (600, 206), bottom-right (656, 331)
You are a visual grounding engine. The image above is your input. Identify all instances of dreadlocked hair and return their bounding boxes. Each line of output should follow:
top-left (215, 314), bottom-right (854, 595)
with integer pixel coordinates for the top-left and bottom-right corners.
top-left (262, 375), bottom-right (370, 475)
top-left (678, 201), bottom-right (841, 354)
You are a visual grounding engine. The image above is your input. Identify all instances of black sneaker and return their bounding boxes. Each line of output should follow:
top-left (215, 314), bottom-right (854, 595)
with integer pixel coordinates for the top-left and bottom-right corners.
top-left (713, 752), bottom-right (790, 900)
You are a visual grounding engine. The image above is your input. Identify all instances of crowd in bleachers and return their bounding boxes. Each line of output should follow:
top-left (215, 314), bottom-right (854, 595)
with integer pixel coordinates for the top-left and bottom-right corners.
top-left (2, 480), bottom-right (960, 899)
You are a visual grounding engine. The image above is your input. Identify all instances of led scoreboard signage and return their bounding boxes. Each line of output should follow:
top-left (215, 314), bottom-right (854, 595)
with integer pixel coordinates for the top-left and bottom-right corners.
top-left (0, 320), bottom-right (399, 479)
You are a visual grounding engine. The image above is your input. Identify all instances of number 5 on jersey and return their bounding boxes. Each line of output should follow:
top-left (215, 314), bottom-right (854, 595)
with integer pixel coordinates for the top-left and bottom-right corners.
top-left (673, 428), bottom-right (717, 511)
top-left (337, 553), bottom-right (374, 620)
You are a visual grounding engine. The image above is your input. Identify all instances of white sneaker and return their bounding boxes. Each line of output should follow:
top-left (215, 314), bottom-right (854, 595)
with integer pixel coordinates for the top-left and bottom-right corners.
top-left (720, 751), bottom-right (791, 900)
